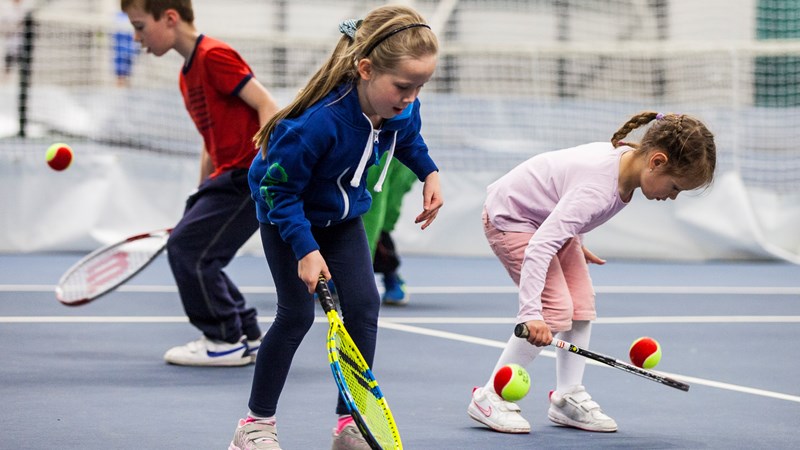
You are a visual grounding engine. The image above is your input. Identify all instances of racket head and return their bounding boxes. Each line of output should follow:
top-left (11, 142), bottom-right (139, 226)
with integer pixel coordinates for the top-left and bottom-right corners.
top-left (327, 312), bottom-right (402, 449)
top-left (55, 228), bottom-right (171, 306)
top-left (316, 277), bottom-right (402, 449)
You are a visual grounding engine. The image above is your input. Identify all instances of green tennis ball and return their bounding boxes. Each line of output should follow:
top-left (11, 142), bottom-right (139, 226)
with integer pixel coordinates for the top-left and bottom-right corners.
top-left (629, 336), bottom-right (662, 369)
top-left (46, 143), bottom-right (73, 171)
top-left (493, 363), bottom-right (530, 402)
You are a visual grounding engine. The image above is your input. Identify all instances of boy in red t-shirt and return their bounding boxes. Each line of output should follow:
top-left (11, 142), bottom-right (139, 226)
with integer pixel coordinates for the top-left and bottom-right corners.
top-left (121, 0), bottom-right (279, 366)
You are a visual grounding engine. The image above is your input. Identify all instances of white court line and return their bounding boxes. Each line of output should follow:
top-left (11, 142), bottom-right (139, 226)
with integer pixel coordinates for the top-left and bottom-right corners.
top-left (2, 315), bottom-right (798, 402)
top-left (2, 316), bottom-right (800, 324)
top-left (2, 284), bottom-right (800, 295)
top-left (369, 316), bottom-right (800, 324)
top-left (377, 321), bottom-right (800, 404)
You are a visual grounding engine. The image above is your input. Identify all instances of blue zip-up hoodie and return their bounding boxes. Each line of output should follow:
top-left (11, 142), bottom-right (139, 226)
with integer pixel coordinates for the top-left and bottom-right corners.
top-left (248, 83), bottom-right (439, 260)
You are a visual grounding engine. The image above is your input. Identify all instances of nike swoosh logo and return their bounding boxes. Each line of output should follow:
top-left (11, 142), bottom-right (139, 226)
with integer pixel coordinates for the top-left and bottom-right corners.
top-left (473, 401), bottom-right (492, 417)
top-left (207, 345), bottom-right (246, 357)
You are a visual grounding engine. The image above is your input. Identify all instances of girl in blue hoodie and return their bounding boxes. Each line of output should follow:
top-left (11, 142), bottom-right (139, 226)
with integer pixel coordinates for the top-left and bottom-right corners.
top-left (230, 5), bottom-right (443, 450)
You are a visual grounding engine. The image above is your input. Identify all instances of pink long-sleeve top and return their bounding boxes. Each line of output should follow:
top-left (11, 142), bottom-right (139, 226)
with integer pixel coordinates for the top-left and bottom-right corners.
top-left (485, 142), bottom-right (630, 322)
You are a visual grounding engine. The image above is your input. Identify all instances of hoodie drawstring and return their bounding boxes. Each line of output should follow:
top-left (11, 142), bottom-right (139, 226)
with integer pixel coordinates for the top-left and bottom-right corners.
top-left (372, 131), bottom-right (397, 192)
top-left (350, 127), bottom-right (376, 188)
top-left (349, 115), bottom-right (398, 193)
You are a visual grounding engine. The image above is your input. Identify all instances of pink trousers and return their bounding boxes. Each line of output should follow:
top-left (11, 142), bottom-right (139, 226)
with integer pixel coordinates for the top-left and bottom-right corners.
top-left (483, 211), bottom-right (596, 331)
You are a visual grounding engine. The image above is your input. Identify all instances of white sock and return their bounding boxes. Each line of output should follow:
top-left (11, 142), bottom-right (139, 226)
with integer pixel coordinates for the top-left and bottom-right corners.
top-left (483, 333), bottom-right (543, 393)
top-left (555, 320), bottom-right (592, 393)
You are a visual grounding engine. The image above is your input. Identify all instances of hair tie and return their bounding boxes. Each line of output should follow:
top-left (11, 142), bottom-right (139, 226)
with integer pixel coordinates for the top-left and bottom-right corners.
top-left (363, 23), bottom-right (431, 56)
top-left (338, 19), bottom-right (362, 40)
top-left (655, 113), bottom-right (665, 121)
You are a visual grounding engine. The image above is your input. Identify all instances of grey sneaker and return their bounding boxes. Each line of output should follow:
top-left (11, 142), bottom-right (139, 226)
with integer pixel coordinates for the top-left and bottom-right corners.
top-left (331, 419), bottom-right (371, 450)
top-left (548, 385), bottom-right (618, 432)
top-left (467, 386), bottom-right (530, 433)
top-left (229, 418), bottom-right (281, 450)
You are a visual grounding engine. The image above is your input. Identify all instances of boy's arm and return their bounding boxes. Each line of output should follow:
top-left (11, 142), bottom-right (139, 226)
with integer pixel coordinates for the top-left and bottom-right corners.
top-left (238, 77), bottom-right (279, 128)
top-left (199, 143), bottom-right (213, 184)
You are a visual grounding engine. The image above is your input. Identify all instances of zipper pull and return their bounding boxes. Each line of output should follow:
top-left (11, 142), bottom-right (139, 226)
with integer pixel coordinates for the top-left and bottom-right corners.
top-left (373, 130), bottom-right (380, 145)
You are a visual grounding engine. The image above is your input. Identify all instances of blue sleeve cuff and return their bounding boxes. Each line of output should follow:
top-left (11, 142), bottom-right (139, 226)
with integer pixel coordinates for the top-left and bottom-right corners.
top-left (289, 228), bottom-right (320, 261)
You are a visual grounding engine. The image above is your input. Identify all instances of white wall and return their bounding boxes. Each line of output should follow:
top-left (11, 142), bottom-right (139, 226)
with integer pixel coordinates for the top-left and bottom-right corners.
top-left (3, 143), bottom-right (798, 262)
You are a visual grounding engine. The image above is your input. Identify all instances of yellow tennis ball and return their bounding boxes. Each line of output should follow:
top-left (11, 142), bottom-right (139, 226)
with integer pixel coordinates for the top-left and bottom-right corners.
top-left (629, 336), bottom-right (662, 369)
top-left (46, 143), bottom-right (73, 171)
top-left (493, 363), bottom-right (530, 402)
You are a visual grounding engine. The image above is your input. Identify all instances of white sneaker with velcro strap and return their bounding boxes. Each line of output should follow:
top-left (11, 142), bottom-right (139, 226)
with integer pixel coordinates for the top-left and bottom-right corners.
top-left (229, 418), bottom-right (281, 450)
top-left (548, 385), bottom-right (618, 432)
top-left (467, 386), bottom-right (531, 433)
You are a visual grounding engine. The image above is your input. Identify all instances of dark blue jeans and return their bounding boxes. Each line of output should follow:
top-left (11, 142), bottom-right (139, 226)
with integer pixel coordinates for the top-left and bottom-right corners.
top-left (248, 218), bottom-right (380, 417)
top-left (166, 169), bottom-right (261, 343)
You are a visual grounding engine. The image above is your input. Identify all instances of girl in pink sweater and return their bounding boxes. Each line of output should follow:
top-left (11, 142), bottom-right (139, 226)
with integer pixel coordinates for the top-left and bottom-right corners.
top-left (469, 111), bottom-right (716, 434)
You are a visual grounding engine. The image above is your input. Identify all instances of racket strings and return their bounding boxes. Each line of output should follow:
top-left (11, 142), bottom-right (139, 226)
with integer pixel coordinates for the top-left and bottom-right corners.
top-left (58, 237), bottom-right (164, 302)
top-left (333, 331), bottom-right (398, 448)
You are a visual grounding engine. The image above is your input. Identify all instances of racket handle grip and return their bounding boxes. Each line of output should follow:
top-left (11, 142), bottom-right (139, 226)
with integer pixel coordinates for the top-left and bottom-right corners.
top-left (315, 275), bottom-right (336, 313)
top-left (514, 323), bottom-right (529, 339)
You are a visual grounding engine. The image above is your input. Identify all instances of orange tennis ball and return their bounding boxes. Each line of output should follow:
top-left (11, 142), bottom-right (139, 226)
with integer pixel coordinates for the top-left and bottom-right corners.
top-left (46, 143), bottom-right (73, 171)
top-left (493, 363), bottom-right (530, 401)
top-left (629, 336), bottom-right (662, 369)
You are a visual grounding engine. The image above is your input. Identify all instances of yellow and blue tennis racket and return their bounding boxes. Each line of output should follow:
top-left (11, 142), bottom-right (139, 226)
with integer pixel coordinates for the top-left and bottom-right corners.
top-left (315, 276), bottom-right (402, 450)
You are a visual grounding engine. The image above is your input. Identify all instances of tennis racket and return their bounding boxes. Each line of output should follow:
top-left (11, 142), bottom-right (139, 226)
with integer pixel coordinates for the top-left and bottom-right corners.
top-left (315, 275), bottom-right (402, 450)
top-left (514, 323), bottom-right (690, 392)
top-left (55, 228), bottom-right (172, 306)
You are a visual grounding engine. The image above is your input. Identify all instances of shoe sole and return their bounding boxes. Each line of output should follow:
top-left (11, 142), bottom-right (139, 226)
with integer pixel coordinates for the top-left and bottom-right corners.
top-left (164, 357), bottom-right (253, 367)
top-left (382, 299), bottom-right (409, 306)
top-left (547, 410), bottom-right (617, 432)
top-left (382, 294), bottom-right (409, 306)
top-left (467, 406), bottom-right (530, 434)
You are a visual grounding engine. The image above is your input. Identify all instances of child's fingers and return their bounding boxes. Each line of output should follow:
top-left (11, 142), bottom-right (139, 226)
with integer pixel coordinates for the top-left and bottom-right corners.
top-left (414, 206), bottom-right (440, 229)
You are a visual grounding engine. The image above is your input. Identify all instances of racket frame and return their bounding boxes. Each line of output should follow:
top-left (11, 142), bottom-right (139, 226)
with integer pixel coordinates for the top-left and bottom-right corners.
top-left (55, 228), bottom-right (172, 306)
top-left (316, 276), bottom-right (402, 450)
top-left (514, 323), bottom-right (690, 392)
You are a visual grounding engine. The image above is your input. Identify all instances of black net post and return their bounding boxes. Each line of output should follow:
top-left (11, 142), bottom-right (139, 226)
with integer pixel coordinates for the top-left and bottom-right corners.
top-left (17, 11), bottom-right (35, 138)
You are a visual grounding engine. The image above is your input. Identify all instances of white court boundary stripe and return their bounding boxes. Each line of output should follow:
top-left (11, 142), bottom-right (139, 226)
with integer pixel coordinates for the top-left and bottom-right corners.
top-left (2, 284), bottom-right (800, 295)
top-left (2, 315), bottom-right (798, 402)
top-left (377, 321), bottom-right (800, 404)
top-left (2, 315), bottom-right (800, 324)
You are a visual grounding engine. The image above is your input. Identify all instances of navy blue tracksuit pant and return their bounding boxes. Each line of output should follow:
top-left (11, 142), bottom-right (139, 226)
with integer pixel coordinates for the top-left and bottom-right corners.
top-left (166, 168), bottom-right (261, 343)
top-left (248, 218), bottom-right (381, 417)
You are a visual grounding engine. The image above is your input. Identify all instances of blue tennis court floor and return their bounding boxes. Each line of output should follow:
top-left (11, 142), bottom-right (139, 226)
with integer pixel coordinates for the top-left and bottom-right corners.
top-left (1, 253), bottom-right (799, 449)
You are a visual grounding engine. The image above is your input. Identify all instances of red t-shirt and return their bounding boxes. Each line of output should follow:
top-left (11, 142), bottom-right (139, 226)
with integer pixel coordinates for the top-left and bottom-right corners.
top-left (179, 35), bottom-right (260, 179)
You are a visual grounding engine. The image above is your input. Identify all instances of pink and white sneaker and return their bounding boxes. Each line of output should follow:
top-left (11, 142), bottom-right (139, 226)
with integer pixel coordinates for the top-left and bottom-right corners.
top-left (467, 386), bottom-right (530, 433)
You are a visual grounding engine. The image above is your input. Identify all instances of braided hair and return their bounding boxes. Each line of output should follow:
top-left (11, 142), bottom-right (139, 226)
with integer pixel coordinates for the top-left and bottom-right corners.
top-left (611, 111), bottom-right (716, 188)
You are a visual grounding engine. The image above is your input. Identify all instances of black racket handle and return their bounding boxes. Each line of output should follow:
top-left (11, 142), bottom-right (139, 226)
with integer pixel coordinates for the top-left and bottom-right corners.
top-left (315, 275), bottom-right (336, 313)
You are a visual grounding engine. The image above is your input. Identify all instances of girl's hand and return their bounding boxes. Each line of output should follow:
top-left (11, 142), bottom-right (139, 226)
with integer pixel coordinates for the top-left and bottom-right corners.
top-left (522, 320), bottom-right (553, 347)
top-left (582, 245), bottom-right (606, 265)
top-left (414, 171), bottom-right (443, 230)
top-left (298, 250), bottom-right (330, 293)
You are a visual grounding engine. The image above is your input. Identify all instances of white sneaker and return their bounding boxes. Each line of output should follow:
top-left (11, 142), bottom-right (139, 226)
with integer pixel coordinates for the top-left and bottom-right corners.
top-left (164, 335), bottom-right (254, 367)
top-left (245, 336), bottom-right (262, 363)
top-left (467, 386), bottom-right (530, 433)
top-left (331, 417), bottom-right (371, 450)
top-left (548, 385), bottom-right (618, 432)
top-left (229, 418), bottom-right (281, 450)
